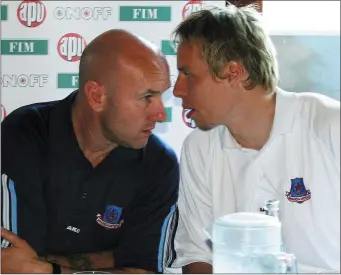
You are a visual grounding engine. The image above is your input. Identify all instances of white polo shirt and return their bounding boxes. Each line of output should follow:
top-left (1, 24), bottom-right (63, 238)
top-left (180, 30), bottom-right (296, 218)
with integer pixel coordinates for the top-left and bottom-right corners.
top-left (172, 88), bottom-right (340, 273)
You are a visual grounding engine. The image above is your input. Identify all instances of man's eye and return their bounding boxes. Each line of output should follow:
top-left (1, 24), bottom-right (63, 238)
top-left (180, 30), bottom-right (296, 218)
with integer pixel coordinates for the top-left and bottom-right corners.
top-left (144, 95), bottom-right (153, 100)
top-left (184, 71), bottom-right (191, 77)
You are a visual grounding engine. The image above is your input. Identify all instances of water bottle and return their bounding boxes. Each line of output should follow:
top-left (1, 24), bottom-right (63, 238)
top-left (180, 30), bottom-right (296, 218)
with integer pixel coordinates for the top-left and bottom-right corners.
top-left (260, 199), bottom-right (280, 219)
top-left (209, 212), bottom-right (298, 273)
top-left (260, 199), bottom-right (285, 252)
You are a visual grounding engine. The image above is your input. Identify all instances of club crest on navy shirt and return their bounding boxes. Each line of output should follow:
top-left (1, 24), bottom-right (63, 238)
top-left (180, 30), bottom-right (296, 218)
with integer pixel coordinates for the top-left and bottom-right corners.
top-left (96, 205), bottom-right (124, 229)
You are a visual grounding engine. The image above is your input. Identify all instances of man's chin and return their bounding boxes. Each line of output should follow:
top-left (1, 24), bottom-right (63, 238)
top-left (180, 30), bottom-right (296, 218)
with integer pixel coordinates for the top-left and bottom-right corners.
top-left (131, 139), bottom-right (150, 150)
top-left (196, 122), bottom-right (216, 131)
top-left (119, 139), bottom-right (149, 150)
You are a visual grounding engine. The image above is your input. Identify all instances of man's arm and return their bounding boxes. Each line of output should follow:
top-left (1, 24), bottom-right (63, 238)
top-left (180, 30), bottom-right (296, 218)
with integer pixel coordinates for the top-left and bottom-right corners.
top-left (1, 110), bottom-right (48, 255)
top-left (45, 252), bottom-right (153, 273)
top-left (171, 132), bottom-right (214, 273)
top-left (112, 147), bottom-right (179, 274)
top-left (1, 229), bottom-right (152, 274)
top-left (183, 263), bottom-right (212, 274)
top-left (42, 251), bottom-right (114, 272)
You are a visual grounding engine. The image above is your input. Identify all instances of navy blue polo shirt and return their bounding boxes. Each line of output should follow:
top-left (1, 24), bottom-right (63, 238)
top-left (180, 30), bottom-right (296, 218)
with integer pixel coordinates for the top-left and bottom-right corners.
top-left (1, 91), bottom-right (179, 273)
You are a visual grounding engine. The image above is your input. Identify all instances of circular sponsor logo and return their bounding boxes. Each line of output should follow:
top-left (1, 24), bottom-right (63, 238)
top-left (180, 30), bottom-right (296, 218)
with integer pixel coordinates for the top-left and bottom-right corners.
top-left (182, 109), bottom-right (197, 129)
top-left (1, 104), bottom-right (7, 121)
top-left (57, 33), bottom-right (86, 62)
top-left (182, 0), bottom-right (204, 19)
top-left (19, 75), bottom-right (28, 86)
top-left (17, 0), bottom-right (46, 28)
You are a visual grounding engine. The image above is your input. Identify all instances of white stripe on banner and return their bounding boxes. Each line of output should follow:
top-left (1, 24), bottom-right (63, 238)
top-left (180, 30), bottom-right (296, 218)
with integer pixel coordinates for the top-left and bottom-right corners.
top-left (157, 204), bottom-right (176, 273)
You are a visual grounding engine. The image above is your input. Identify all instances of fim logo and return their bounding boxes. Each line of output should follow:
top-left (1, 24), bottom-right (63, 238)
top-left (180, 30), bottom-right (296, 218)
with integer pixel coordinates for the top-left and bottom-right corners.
top-left (17, 0), bottom-right (46, 28)
top-left (58, 73), bottom-right (79, 88)
top-left (182, 0), bottom-right (204, 19)
top-left (1, 74), bottom-right (48, 87)
top-left (1, 39), bottom-right (48, 55)
top-left (57, 33), bottom-right (86, 62)
top-left (182, 109), bottom-right (197, 129)
top-left (120, 6), bottom-right (171, 21)
top-left (161, 40), bottom-right (179, 56)
top-left (1, 104), bottom-right (7, 122)
top-left (54, 7), bottom-right (112, 20)
top-left (1, 5), bottom-right (8, 21)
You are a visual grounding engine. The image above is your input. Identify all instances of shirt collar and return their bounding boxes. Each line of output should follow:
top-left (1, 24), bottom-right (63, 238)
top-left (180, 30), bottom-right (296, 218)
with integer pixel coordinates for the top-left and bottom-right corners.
top-left (220, 87), bottom-right (299, 150)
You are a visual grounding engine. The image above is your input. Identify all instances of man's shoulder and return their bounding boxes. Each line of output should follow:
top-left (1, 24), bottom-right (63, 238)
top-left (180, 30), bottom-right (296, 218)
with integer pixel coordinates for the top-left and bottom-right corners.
top-left (141, 135), bottom-right (179, 188)
top-left (1, 101), bottom-right (58, 168)
top-left (145, 134), bottom-right (178, 166)
top-left (182, 127), bottom-right (221, 156)
top-left (2, 101), bottom-right (57, 138)
top-left (296, 92), bottom-right (340, 133)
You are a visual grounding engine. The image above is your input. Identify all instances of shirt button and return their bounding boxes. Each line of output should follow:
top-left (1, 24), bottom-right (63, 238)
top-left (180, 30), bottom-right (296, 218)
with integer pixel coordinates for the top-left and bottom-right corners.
top-left (82, 192), bottom-right (87, 199)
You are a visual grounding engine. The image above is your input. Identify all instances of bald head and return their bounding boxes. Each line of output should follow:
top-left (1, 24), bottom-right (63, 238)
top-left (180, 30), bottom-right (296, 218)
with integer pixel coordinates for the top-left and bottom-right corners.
top-left (78, 29), bottom-right (167, 92)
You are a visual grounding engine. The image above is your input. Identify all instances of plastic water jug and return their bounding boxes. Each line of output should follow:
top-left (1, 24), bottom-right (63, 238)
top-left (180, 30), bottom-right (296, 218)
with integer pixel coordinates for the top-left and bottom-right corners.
top-left (206, 212), bottom-right (297, 273)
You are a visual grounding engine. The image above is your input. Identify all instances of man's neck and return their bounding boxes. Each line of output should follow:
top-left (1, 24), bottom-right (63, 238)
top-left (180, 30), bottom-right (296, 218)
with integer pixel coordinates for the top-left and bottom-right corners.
top-left (71, 95), bottom-right (118, 167)
top-left (224, 87), bottom-right (276, 151)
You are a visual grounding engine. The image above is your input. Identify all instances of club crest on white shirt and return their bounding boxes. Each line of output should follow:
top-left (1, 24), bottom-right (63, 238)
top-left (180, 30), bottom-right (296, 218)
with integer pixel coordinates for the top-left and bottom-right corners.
top-left (286, 178), bottom-right (311, 204)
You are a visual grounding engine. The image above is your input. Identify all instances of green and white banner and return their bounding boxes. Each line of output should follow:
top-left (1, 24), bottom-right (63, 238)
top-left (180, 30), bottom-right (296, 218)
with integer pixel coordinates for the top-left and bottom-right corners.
top-left (1, 0), bottom-right (225, 158)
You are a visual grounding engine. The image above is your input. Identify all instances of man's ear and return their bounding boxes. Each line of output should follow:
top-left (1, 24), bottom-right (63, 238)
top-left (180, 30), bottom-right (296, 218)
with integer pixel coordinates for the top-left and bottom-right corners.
top-left (84, 80), bottom-right (106, 112)
top-left (220, 61), bottom-right (247, 86)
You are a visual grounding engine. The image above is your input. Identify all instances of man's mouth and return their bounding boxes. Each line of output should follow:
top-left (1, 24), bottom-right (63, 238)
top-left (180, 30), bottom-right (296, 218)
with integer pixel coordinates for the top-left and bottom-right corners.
top-left (142, 126), bottom-right (155, 135)
top-left (185, 109), bottom-right (196, 119)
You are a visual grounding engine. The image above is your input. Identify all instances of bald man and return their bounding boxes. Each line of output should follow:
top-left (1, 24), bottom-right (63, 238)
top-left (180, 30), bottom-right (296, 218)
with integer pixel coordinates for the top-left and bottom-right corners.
top-left (1, 29), bottom-right (179, 274)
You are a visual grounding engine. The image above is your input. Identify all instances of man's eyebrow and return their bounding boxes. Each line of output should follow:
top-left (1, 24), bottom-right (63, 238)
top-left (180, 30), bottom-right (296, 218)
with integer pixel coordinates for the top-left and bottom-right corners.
top-left (141, 89), bottom-right (161, 96)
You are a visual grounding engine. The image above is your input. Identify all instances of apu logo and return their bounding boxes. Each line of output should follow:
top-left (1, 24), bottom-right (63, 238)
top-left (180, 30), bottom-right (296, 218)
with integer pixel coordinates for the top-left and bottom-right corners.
top-left (182, 0), bottom-right (204, 19)
top-left (54, 7), bottom-right (112, 20)
top-left (1, 74), bottom-right (48, 87)
top-left (57, 33), bottom-right (86, 62)
top-left (1, 104), bottom-right (7, 122)
top-left (182, 109), bottom-right (197, 129)
top-left (17, 0), bottom-right (46, 28)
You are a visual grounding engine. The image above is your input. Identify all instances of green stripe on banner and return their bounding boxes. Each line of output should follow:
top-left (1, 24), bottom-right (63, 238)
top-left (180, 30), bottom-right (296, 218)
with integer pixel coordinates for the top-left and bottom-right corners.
top-left (161, 40), bottom-right (178, 56)
top-left (165, 107), bottom-right (172, 122)
top-left (1, 40), bottom-right (48, 55)
top-left (120, 6), bottom-right (171, 21)
top-left (1, 5), bottom-right (8, 21)
top-left (57, 73), bottom-right (79, 88)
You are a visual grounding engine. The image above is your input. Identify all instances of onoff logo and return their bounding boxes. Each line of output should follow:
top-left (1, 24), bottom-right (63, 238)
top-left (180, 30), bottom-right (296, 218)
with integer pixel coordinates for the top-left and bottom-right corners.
top-left (182, 109), bottom-right (196, 129)
top-left (1, 74), bottom-right (48, 87)
top-left (54, 7), bottom-right (112, 20)
top-left (182, 0), bottom-right (204, 19)
top-left (57, 33), bottom-right (86, 62)
top-left (17, 0), bottom-right (46, 28)
top-left (1, 104), bottom-right (7, 121)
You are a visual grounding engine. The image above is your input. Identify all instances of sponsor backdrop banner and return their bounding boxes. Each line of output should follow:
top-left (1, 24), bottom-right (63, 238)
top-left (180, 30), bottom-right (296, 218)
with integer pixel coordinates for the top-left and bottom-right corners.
top-left (0, 0), bottom-right (226, 158)
top-left (1, 1), bottom-right (340, 158)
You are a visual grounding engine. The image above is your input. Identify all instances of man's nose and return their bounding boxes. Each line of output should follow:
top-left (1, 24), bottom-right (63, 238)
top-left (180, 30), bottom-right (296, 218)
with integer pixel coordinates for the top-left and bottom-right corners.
top-left (149, 101), bottom-right (167, 123)
top-left (173, 75), bottom-right (186, 98)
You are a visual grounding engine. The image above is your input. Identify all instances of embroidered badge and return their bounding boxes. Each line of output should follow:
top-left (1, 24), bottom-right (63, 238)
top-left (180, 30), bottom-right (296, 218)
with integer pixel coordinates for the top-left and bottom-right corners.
top-left (96, 205), bottom-right (124, 229)
top-left (286, 178), bottom-right (311, 204)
